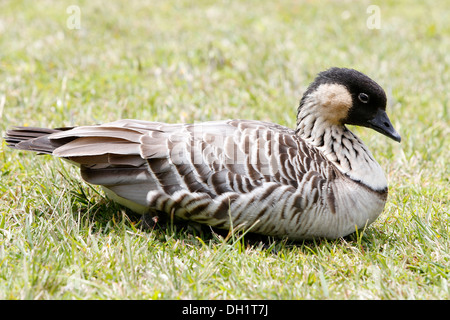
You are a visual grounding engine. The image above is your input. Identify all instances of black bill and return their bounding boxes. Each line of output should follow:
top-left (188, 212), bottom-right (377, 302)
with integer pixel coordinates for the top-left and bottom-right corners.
top-left (366, 109), bottom-right (401, 142)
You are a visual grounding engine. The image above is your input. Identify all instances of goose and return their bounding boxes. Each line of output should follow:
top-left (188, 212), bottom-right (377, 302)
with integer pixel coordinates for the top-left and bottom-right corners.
top-left (4, 67), bottom-right (401, 240)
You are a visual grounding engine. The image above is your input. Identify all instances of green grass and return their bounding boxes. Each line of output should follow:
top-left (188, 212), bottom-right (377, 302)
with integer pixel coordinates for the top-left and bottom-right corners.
top-left (0, 0), bottom-right (449, 299)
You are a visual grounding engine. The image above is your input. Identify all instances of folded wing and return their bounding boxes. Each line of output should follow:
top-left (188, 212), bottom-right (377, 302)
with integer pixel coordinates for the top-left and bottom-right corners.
top-left (6, 119), bottom-right (336, 226)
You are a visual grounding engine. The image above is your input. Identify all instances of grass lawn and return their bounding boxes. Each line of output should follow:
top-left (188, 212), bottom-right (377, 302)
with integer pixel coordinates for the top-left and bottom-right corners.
top-left (0, 0), bottom-right (449, 299)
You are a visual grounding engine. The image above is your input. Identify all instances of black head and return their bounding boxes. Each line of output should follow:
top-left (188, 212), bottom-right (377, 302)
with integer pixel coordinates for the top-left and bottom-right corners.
top-left (300, 67), bottom-right (401, 142)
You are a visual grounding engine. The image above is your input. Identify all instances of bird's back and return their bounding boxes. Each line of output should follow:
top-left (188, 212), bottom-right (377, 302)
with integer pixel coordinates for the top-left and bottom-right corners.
top-left (6, 119), bottom-right (350, 239)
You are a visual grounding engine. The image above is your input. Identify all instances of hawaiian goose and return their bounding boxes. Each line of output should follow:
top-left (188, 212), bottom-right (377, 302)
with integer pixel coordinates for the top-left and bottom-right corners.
top-left (5, 67), bottom-right (401, 240)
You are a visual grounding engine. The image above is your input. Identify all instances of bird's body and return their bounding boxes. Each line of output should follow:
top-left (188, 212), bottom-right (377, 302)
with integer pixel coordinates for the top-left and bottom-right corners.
top-left (5, 68), bottom-right (401, 240)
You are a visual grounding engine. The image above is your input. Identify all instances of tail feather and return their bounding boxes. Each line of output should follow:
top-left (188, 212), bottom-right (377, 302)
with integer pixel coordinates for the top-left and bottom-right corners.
top-left (4, 126), bottom-right (74, 154)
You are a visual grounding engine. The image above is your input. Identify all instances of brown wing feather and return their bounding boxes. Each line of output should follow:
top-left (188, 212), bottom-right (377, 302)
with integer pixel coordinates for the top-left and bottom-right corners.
top-left (5, 120), bottom-right (337, 226)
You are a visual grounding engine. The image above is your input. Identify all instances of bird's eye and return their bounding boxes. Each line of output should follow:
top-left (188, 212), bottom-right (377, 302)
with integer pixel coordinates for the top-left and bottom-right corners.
top-left (358, 93), bottom-right (369, 103)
